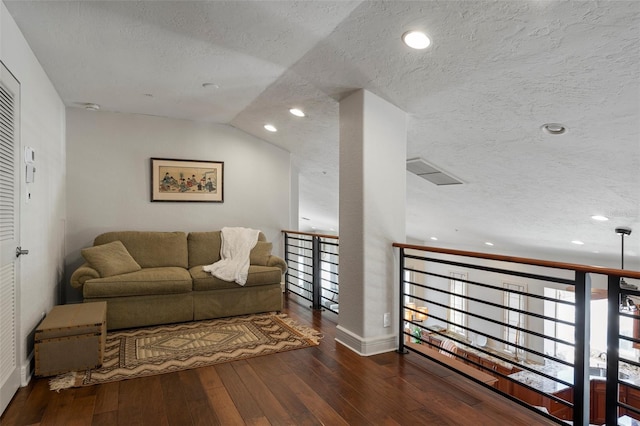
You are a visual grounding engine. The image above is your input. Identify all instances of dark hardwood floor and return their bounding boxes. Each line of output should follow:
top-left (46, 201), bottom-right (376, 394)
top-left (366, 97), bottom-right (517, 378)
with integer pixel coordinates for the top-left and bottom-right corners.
top-left (1, 295), bottom-right (555, 425)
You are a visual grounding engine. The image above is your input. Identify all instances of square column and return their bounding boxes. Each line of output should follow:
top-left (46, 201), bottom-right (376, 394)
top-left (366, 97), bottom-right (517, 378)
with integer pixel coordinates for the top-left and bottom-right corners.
top-left (337, 90), bottom-right (406, 355)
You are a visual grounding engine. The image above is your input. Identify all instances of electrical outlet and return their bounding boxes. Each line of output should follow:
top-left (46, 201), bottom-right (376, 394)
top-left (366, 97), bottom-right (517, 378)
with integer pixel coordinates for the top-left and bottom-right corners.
top-left (383, 312), bottom-right (391, 327)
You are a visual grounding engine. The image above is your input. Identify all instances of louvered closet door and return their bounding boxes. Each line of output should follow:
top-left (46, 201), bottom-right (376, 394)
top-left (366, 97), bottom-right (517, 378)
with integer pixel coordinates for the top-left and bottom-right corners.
top-left (0, 61), bottom-right (20, 416)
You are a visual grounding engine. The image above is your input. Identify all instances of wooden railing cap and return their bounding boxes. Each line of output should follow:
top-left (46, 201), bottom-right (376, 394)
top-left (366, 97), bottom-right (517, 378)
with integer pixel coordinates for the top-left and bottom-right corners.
top-left (393, 242), bottom-right (640, 279)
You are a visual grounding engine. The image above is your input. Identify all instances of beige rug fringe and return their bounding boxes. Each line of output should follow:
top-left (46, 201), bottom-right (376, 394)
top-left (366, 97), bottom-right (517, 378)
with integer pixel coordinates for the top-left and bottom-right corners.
top-left (276, 313), bottom-right (323, 345)
top-left (49, 371), bottom-right (79, 392)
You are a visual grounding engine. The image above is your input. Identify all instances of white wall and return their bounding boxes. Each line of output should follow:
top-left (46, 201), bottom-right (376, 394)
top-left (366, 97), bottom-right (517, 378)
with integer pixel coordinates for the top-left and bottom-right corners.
top-left (65, 109), bottom-right (291, 302)
top-left (1, 1), bottom-right (67, 384)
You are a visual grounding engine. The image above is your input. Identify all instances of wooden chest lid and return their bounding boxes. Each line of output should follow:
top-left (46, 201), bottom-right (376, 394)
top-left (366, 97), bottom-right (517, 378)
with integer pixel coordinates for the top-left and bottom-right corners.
top-left (35, 302), bottom-right (106, 341)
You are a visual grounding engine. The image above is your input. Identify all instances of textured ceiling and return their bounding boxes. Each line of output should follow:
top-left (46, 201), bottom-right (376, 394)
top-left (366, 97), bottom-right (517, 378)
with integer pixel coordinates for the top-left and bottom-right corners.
top-left (4, 0), bottom-right (639, 269)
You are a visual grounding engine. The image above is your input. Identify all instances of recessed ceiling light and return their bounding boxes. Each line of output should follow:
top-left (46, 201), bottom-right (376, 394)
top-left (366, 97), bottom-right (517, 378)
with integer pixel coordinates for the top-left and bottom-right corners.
top-left (485, 242), bottom-right (494, 246)
top-left (289, 108), bottom-right (305, 117)
top-left (572, 240), bottom-right (585, 245)
top-left (264, 124), bottom-right (277, 132)
top-left (430, 237), bottom-right (438, 241)
top-left (84, 103), bottom-right (100, 111)
top-left (591, 215), bottom-right (609, 221)
top-left (402, 31), bottom-right (431, 50)
top-left (202, 83), bottom-right (219, 89)
top-left (541, 123), bottom-right (567, 135)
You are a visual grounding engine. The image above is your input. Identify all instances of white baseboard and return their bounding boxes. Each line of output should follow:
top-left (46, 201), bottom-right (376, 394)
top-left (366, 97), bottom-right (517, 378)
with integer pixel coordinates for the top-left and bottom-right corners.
top-left (20, 351), bottom-right (33, 387)
top-left (335, 325), bottom-right (397, 356)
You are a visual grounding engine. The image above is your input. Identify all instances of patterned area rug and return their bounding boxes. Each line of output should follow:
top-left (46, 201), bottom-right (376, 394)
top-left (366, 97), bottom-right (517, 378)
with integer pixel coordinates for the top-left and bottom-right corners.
top-left (49, 313), bottom-right (321, 391)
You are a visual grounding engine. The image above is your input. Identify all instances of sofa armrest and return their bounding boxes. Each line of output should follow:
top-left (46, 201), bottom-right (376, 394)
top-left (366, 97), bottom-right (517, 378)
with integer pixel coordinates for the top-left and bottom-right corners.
top-left (267, 255), bottom-right (287, 274)
top-left (70, 263), bottom-right (100, 289)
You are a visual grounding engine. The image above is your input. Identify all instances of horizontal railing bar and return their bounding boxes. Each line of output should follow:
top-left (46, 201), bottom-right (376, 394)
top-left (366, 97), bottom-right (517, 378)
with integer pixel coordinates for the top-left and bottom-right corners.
top-left (619, 401), bottom-right (640, 417)
top-left (288, 266), bottom-right (312, 277)
top-left (319, 253), bottom-right (339, 259)
top-left (287, 279), bottom-right (311, 288)
top-left (408, 306), bottom-right (572, 373)
top-left (405, 295), bottom-right (574, 367)
top-left (289, 286), bottom-right (311, 300)
top-left (287, 260), bottom-right (312, 268)
top-left (321, 287), bottom-right (339, 294)
top-left (319, 267), bottom-right (339, 276)
top-left (622, 381), bottom-right (640, 394)
top-left (407, 270), bottom-right (577, 314)
top-left (405, 253), bottom-right (577, 286)
top-left (416, 271), bottom-right (575, 305)
top-left (288, 286), bottom-right (312, 295)
top-left (286, 247), bottom-right (313, 255)
top-left (620, 286), bottom-right (640, 296)
top-left (405, 267), bottom-right (576, 307)
top-left (320, 248), bottom-right (339, 254)
top-left (287, 261), bottom-right (312, 268)
top-left (621, 358), bottom-right (640, 369)
top-left (395, 242), bottom-right (640, 279)
top-left (619, 335), bottom-right (636, 345)
top-left (286, 250), bottom-right (313, 259)
top-left (321, 281), bottom-right (339, 289)
top-left (288, 240), bottom-right (313, 250)
top-left (619, 310), bottom-right (639, 320)
top-left (410, 289), bottom-right (575, 340)
top-left (289, 278), bottom-right (313, 288)
top-left (406, 281), bottom-right (576, 330)
top-left (408, 307), bottom-right (573, 373)
top-left (320, 240), bottom-right (339, 247)
top-left (288, 267), bottom-right (313, 275)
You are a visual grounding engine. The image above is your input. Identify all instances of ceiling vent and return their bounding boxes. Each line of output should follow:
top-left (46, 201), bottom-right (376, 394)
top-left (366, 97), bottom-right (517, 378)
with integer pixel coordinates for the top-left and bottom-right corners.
top-left (406, 158), bottom-right (463, 186)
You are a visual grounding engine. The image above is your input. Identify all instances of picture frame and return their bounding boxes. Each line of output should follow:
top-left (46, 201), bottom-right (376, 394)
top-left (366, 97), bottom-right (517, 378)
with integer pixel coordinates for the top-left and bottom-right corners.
top-left (150, 158), bottom-right (224, 202)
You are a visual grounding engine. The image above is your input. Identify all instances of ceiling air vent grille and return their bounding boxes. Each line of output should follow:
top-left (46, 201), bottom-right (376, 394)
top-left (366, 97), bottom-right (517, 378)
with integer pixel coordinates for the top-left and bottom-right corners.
top-left (406, 158), bottom-right (463, 186)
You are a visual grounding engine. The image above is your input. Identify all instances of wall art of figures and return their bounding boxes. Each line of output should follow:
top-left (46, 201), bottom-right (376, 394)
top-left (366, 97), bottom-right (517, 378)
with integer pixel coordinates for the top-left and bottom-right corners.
top-left (150, 158), bottom-right (224, 202)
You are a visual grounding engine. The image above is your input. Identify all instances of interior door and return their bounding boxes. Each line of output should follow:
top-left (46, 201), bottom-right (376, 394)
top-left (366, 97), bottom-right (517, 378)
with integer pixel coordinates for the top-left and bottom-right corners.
top-left (0, 60), bottom-right (21, 416)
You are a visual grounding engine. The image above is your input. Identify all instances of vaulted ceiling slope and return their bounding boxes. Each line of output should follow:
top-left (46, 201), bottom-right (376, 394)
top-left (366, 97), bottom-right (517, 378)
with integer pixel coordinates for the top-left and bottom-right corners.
top-left (4, 1), bottom-right (639, 268)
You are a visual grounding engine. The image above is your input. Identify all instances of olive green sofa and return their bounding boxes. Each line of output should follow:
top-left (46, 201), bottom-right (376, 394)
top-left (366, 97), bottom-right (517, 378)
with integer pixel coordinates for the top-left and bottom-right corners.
top-left (70, 231), bottom-right (286, 330)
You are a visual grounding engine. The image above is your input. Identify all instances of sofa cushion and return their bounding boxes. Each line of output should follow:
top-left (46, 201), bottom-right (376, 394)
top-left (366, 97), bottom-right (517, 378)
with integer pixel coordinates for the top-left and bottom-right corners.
top-left (94, 231), bottom-right (188, 268)
top-left (187, 231), bottom-right (222, 268)
top-left (83, 267), bottom-right (192, 298)
top-left (188, 231), bottom-right (267, 268)
top-left (190, 265), bottom-right (281, 291)
top-left (250, 242), bottom-right (272, 266)
top-left (81, 240), bottom-right (142, 277)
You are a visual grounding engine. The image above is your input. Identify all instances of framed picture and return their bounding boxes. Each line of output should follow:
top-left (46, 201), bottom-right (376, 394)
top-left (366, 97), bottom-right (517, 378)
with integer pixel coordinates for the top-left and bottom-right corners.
top-left (151, 158), bottom-right (224, 202)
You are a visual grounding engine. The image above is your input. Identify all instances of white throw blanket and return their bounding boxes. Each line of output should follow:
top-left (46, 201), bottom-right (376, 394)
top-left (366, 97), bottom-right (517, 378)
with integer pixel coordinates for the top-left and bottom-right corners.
top-left (203, 227), bottom-right (259, 285)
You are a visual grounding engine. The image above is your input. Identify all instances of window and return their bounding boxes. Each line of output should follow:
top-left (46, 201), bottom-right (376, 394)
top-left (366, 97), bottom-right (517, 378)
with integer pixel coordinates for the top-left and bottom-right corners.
top-left (545, 289), bottom-right (638, 363)
top-left (448, 272), bottom-right (467, 336)
top-left (543, 288), bottom-right (575, 363)
top-left (503, 283), bottom-right (526, 355)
